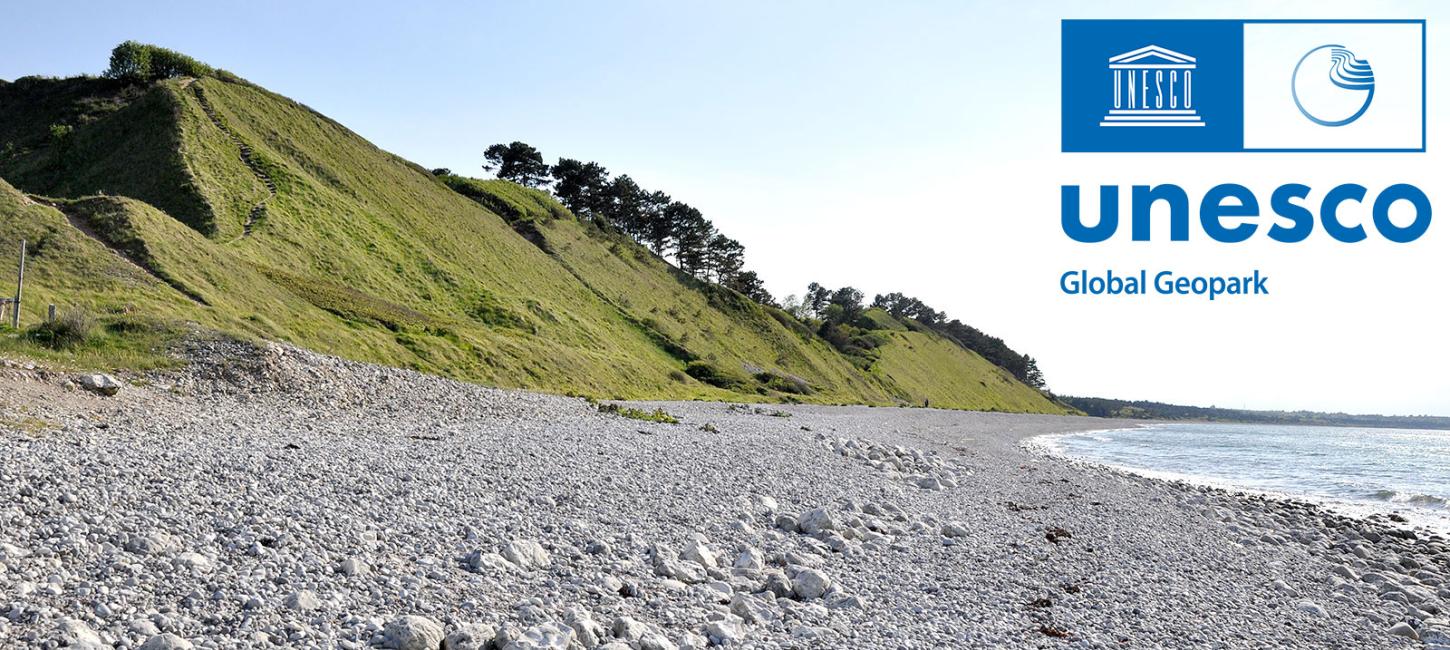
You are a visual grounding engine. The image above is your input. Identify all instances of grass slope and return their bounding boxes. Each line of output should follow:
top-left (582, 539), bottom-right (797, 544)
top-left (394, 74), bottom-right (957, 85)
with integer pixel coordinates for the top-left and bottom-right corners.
top-left (442, 179), bottom-right (1066, 413)
top-left (865, 310), bottom-right (1064, 412)
top-left (0, 178), bottom-right (202, 368)
top-left (0, 70), bottom-right (1065, 412)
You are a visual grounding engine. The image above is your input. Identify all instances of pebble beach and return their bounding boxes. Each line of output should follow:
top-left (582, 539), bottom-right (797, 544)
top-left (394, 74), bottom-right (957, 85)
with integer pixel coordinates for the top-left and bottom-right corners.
top-left (2, 339), bottom-right (1447, 649)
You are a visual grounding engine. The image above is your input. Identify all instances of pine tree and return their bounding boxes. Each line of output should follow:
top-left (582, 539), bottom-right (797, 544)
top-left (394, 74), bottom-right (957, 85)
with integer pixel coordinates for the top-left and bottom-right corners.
top-left (483, 142), bottom-right (550, 187)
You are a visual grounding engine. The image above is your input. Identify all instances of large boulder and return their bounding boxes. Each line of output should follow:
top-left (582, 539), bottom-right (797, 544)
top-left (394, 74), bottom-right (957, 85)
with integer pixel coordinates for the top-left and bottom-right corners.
top-left (733, 547), bottom-right (765, 572)
top-left (139, 635), bottom-right (193, 650)
top-left (383, 615), bottom-right (445, 650)
top-left (797, 507), bottom-right (836, 535)
top-left (681, 537), bottom-right (719, 569)
top-left (444, 624), bottom-right (495, 650)
top-left (562, 606), bottom-right (605, 648)
top-left (792, 568), bottom-right (833, 600)
top-left (502, 539), bottom-right (551, 570)
top-left (612, 616), bottom-right (650, 642)
top-left (1420, 618), bottom-right (1450, 648)
top-left (56, 619), bottom-right (106, 649)
top-left (286, 590), bottom-right (321, 611)
top-left (651, 544), bottom-right (707, 583)
top-left (503, 622), bottom-right (574, 649)
top-left (704, 617), bottom-right (746, 646)
top-left (78, 373), bottom-right (123, 396)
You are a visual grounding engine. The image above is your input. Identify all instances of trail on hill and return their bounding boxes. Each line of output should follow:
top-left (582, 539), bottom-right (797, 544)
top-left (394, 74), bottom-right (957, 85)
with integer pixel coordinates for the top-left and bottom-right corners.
top-left (30, 195), bottom-right (208, 305)
top-left (190, 82), bottom-right (274, 238)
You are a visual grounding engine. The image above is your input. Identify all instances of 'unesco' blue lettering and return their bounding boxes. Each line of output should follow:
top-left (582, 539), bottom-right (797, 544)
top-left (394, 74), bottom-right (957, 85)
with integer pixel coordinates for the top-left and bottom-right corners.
top-left (1061, 184), bottom-right (1431, 243)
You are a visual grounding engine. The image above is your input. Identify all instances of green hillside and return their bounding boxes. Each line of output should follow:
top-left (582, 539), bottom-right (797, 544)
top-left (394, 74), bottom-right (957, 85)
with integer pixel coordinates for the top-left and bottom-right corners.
top-left (437, 179), bottom-right (1065, 413)
top-left (0, 52), bottom-right (1066, 413)
top-left (867, 311), bottom-right (1061, 411)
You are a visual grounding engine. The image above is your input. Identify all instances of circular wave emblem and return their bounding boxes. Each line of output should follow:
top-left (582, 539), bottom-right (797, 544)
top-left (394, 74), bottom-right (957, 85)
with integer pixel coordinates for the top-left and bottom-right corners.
top-left (1292, 44), bottom-right (1375, 127)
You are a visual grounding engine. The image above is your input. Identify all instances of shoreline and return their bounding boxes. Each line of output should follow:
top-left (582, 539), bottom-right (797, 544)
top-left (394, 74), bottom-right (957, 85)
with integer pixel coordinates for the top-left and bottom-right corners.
top-left (1026, 425), bottom-right (1450, 539)
top-left (2, 341), bottom-right (1447, 648)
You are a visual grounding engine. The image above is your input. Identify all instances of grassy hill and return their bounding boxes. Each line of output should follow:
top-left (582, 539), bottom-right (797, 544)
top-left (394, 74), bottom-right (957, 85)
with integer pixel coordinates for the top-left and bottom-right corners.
top-left (0, 62), bottom-right (1066, 413)
top-left (437, 178), bottom-right (1065, 413)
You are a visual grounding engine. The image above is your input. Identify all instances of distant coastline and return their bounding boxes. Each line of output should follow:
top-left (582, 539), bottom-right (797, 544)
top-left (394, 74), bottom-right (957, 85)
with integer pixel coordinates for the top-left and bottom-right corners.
top-left (1061, 395), bottom-right (1450, 430)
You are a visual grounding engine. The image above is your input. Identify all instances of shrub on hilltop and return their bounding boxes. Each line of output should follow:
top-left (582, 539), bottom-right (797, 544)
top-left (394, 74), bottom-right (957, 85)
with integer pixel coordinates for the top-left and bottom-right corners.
top-left (105, 41), bottom-right (222, 84)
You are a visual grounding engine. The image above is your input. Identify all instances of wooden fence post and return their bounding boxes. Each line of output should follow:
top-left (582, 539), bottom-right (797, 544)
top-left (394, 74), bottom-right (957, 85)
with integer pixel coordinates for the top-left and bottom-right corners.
top-left (11, 239), bottom-right (23, 329)
top-left (48, 304), bottom-right (57, 323)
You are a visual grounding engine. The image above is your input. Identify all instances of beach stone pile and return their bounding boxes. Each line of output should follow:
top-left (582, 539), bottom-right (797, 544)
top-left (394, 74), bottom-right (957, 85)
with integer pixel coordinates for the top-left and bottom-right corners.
top-left (819, 433), bottom-right (969, 491)
top-left (0, 338), bottom-right (1441, 648)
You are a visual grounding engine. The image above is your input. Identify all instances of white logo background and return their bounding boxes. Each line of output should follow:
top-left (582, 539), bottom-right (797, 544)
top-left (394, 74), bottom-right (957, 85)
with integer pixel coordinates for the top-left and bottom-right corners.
top-left (1243, 22), bottom-right (1423, 150)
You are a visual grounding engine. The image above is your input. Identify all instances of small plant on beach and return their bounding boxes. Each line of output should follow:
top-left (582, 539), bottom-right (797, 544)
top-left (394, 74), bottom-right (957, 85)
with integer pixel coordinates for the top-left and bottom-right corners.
top-left (596, 402), bottom-right (679, 424)
top-left (725, 403), bottom-right (792, 418)
top-left (0, 415), bottom-right (57, 436)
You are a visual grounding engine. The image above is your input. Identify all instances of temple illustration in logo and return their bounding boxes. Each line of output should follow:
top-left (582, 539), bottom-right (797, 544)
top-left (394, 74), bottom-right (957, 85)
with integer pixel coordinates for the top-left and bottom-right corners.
top-left (1100, 45), bottom-right (1205, 127)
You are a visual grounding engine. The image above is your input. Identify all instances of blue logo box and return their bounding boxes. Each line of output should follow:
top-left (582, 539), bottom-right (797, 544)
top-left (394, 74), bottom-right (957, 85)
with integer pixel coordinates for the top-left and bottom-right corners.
top-left (1061, 20), bottom-right (1426, 153)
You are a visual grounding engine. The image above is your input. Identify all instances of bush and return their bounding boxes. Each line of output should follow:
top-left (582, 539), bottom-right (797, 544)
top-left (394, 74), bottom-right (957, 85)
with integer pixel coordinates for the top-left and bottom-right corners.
top-left (685, 360), bottom-right (750, 390)
top-left (596, 403), bottom-right (679, 424)
top-left (756, 371), bottom-right (812, 395)
top-left (26, 309), bottom-right (97, 349)
top-left (105, 41), bottom-right (215, 84)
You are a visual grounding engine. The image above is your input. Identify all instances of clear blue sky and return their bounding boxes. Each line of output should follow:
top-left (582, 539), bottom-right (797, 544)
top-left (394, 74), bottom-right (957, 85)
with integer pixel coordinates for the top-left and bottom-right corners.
top-left (4, 1), bottom-right (1447, 415)
top-left (1, 1), bottom-right (1028, 184)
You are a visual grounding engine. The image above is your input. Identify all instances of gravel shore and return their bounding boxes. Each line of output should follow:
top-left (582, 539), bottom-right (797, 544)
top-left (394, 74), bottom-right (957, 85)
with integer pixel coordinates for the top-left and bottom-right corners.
top-left (2, 339), bottom-right (1447, 649)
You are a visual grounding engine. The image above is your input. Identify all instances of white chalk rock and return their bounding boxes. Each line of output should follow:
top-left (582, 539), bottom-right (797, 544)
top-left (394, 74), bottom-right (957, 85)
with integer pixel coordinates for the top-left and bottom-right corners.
top-left (733, 547), bottom-right (765, 572)
top-left (286, 589), bottom-right (321, 611)
top-left (798, 507), bottom-right (836, 535)
top-left (79, 373), bottom-right (122, 396)
top-left (681, 537), bottom-right (719, 569)
top-left (613, 616), bottom-right (649, 642)
top-left (445, 624), bottom-right (495, 650)
top-left (705, 618), bottom-right (746, 646)
top-left (503, 622), bottom-right (574, 650)
top-left (139, 634), bottom-right (193, 650)
top-left (563, 606), bottom-right (605, 648)
top-left (502, 539), bottom-right (551, 570)
top-left (1295, 600), bottom-right (1326, 617)
top-left (792, 568), bottom-right (832, 600)
top-left (1389, 621), bottom-right (1419, 640)
top-left (57, 618), bottom-right (104, 648)
top-left (384, 615), bottom-right (445, 650)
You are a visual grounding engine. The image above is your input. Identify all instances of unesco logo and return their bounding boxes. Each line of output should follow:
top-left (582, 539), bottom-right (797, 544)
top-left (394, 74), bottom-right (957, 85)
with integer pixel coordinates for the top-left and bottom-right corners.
top-left (1292, 45), bottom-right (1375, 126)
top-left (1062, 19), bottom-right (1424, 152)
top-left (1100, 45), bottom-right (1205, 127)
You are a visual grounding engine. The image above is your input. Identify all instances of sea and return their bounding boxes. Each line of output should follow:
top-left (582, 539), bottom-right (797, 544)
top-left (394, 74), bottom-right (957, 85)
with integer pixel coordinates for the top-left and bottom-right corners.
top-left (1033, 423), bottom-right (1450, 534)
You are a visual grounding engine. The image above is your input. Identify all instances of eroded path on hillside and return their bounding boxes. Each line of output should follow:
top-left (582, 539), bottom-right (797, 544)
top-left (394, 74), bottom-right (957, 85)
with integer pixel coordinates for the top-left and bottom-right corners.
top-left (189, 82), bottom-right (275, 238)
top-left (28, 195), bottom-right (207, 305)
